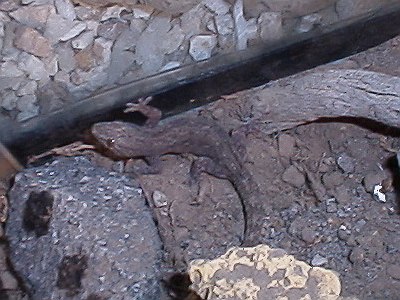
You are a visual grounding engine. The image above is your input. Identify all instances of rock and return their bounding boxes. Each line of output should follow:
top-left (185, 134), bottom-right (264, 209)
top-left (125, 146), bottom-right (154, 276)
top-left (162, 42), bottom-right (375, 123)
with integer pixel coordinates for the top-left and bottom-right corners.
top-left (0, 270), bottom-right (18, 290)
top-left (14, 26), bottom-right (52, 57)
top-left (258, 12), bottom-right (283, 41)
top-left (0, 77), bottom-right (24, 91)
top-left (152, 190), bottom-right (168, 208)
top-left (203, 0), bottom-right (230, 15)
top-left (326, 197), bottom-right (338, 213)
top-left (189, 34), bottom-right (217, 61)
top-left (278, 134), bottom-right (296, 157)
top-left (189, 244), bottom-right (341, 299)
top-left (55, 42), bottom-right (76, 72)
top-left (297, 13), bottom-right (322, 33)
top-left (16, 94), bottom-right (40, 122)
top-left (363, 171), bottom-right (386, 193)
top-left (348, 247), bottom-right (364, 264)
top-left (160, 61), bottom-right (180, 71)
top-left (97, 22), bottom-right (129, 40)
top-left (0, 0), bottom-right (19, 11)
top-left (233, 0), bottom-right (258, 50)
top-left (387, 264), bottom-right (400, 280)
top-left (337, 153), bottom-right (355, 174)
top-left (55, 0), bottom-right (77, 21)
top-left (0, 61), bottom-right (24, 77)
top-left (336, 0), bottom-right (390, 20)
top-left (311, 254), bottom-right (328, 266)
top-left (146, 0), bottom-right (202, 15)
top-left (181, 4), bottom-right (209, 38)
top-left (132, 4), bottom-right (154, 20)
top-left (9, 4), bottom-right (54, 29)
top-left (6, 157), bottom-right (163, 299)
top-left (282, 165), bottom-right (305, 188)
top-left (71, 30), bottom-right (95, 49)
top-left (16, 80), bottom-right (38, 96)
top-left (101, 5), bottom-right (127, 21)
top-left (215, 14), bottom-right (234, 35)
top-left (107, 49), bottom-right (135, 84)
top-left (59, 21), bottom-right (87, 42)
top-left (22, 0), bottom-right (52, 5)
top-left (301, 227), bottom-right (317, 244)
top-left (322, 171), bottom-right (344, 189)
top-left (1, 90), bottom-right (18, 111)
top-left (18, 52), bottom-right (50, 83)
top-left (42, 54), bottom-right (59, 76)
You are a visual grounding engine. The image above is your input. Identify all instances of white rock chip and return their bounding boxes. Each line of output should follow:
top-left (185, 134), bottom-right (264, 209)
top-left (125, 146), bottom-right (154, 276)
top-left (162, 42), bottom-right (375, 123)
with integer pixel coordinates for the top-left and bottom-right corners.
top-left (258, 12), bottom-right (283, 41)
top-left (297, 13), bottom-right (322, 33)
top-left (0, 61), bottom-right (24, 77)
top-left (18, 53), bottom-right (50, 83)
top-left (71, 31), bottom-right (95, 49)
top-left (14, 27), bottom-right (53, 57)
top-left (21, 0), bottom-right (52, 5)
top-left (55, 0), bottom-right (76, 21)
top-left (233, 0), bottom-right (257, 50)
top-left (160, 61), bottom-right (181, 72)
top-left (189, 34), bottom-right (217, 61)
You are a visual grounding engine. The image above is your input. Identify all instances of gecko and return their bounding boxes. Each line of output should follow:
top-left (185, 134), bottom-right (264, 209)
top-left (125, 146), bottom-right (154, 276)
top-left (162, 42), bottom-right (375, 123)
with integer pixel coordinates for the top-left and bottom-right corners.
top-left (90, 98), bottom-right (263, 246)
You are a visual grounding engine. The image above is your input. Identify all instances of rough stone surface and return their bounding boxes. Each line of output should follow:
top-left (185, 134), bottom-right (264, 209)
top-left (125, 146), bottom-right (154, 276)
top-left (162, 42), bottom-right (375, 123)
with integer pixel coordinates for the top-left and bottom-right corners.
top-left (9, 4), bottom-right (54, 30)
top-left (282, 165), bottom-right (305, 188)
top-left (189, 34), bottom-right (217, 61)
top-left (14, 26), bottom-right (52, 57)
top-left (6, 157), bottom-right (163, 300)
top-left (189, 244), bottom-right (341, 299)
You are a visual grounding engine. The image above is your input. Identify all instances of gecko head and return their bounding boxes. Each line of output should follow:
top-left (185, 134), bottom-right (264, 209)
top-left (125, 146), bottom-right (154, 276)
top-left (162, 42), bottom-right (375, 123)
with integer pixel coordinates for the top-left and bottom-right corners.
top-left (91, 121), bottom-right (135, 158)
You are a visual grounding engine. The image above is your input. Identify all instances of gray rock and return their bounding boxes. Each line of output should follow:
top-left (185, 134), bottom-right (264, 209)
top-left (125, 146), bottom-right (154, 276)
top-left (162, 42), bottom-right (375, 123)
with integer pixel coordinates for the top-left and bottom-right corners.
top-left (258, 12), bottom-right (283, 41)
top-left (21, 0), bottom-right (53, 5)
top-left (189, 34), bottom-right (217, 61)
top-left (233, 0), bottom-right (257, 50)
top-left (1, 90), bottom-right (18, 110)
top-left (9, 4), bottom-right (54, 30)
top-left (97, 22), bottom-right (129, 40)
top-left (16, 94), bottom-right (40, 121)
top-left (55, 42), bottom-right (76, 72)
top-left (6, 157), bottom-right (163, 299)
top-left (203, 0), bottom-right (230, 15)
top-left (42, 54), bottom-right (59, 76)
top-left (0, 61), bottom-right (24, 77)
top-left (163, 23), bottom-right (185, 54)
top-left (101, 5), bottom-right (127, 21)
top-left (0, 77), bottom-right (24, 91)
top-left (0, 11), bottom-right (10, 22)
top-left (18, 52), bottom-right (50, 83)
top-left (71, 30), bottom-right (95, 49)
top-left (54, 0), bottom-right (76, 21)
top-left (160, 61), bottom-right (181, 71)
top-left (132, 5), bottom-right (154, 20)
top-left (14, 26), bottom-right (53, 57)
top-left (107, 49), bottom-right (135, 85)
top-left (297, 13), bottom-right (322, 33)
top-left (282, 165), bottom-right (305, 188)
top-left (0, 0), bottom-right (19, 11)
top-left (59, 21), bottom-right (87, 42)
top-left (311, 254), bottom-right (328, 266)
top-left (16, 80), bottom-right (38, 96)
top-left (337, 153), bottom-right (355, 174)
top-left (215, 14), bottom-right (234, 35)
top-left (262, 0), bottom-right (336, 17)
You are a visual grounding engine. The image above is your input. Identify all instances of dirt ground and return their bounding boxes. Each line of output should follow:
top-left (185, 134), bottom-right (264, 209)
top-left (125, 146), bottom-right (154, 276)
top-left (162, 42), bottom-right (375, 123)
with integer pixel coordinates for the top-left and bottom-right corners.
top-left (1, 37), bottom-right (400, 300)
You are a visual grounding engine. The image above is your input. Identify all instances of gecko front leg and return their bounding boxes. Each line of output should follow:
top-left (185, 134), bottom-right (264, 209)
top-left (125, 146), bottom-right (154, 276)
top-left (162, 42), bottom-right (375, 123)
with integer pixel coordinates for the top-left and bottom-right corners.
top-left (124, 96), bottom-right (162, 127)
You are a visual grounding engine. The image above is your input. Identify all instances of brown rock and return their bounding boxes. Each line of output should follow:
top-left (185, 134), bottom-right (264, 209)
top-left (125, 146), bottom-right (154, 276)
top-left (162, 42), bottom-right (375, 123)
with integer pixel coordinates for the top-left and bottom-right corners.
top-left (322, 171), bottom-right (344, 189)
top-left (14, 27), bottom-right (52, 57)
top-left (282, 165), bottom-right (305, 188)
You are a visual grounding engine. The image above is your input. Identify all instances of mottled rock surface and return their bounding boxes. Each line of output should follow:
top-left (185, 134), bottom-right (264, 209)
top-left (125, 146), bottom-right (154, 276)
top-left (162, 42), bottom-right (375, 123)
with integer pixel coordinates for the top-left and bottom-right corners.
top-left (6, 157), bottom-right (163, 300)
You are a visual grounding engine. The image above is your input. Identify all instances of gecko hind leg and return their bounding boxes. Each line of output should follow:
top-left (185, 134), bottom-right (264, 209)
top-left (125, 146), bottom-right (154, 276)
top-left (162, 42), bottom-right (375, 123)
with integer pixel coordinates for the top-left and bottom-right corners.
top-left (124, 96), bottom-right (162, 127)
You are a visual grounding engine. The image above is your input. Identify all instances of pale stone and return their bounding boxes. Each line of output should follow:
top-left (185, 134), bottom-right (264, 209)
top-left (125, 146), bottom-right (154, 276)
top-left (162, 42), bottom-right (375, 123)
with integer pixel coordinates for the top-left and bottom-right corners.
top-left (71, 31), bottom-right (95, 49)
top-left (160, 61), bottom-right (180, 72)
top-left (55, 43), bottom-right (76, 72)
top-left (203, 0), bottom-right (230, 15)
top-left (101, 6), bottom-right (127, 21)
top-left (98, 22), bottom-right (129, 40)
top-left (42, 54), bottom-right (59, 76)
top-left (16, 95), bottom-right (40, 122)
top-left (215, 14), bottom-right (234, 35)
top-left (336, 0), bottom-right (390, 19)
top-left (55, 0), bottom-right (77, 21)
top-left (258, 12), bottom-right (283, 41)
top-left (259, 0), bottom-right (336, 17)
top-left (14, 27), bottom-right (53, 57)
top-left (206, 19), bottom-right (217, 33)
top-left (0, 21), bottom-right (4, 36)
top-left (0, 271), bottom-right (18, 289)
top-left (297, 13), bottom-right (322, 33)
top-left (59, 22), bottom-right (87, 41)
top-left (0, 61), bottom-right (24, 77)
top-left (1, 90), bottom-right (18, 110)
top-left (162, 24), bottom-right (185, 54)
top-left (9, 4), bottom-right (54, 29)
top-left (233, 0), bottom-right (258, 50)
top-left (107, 50), bottom-right (135, 84)
top-left (132, 4), bottom-right (154, 20)
top-left (54, 71), bottom-right (71, 85)
top-left (189, 34), bottom-right (217, 61)
top-left (0, 12), bottom-right (10, 22)
top-left (22, 0), bottom-right (52, 5)
top-left (0, 0), bottom-right (19, 11)
top-left (18, 52), bottom-right (50, 82)
top-left (0, 77), bottom-right (24, 91)
top-left (17, 81), bottom-right (38, 96)
top-left (181, 5), bottom-right (209, 39)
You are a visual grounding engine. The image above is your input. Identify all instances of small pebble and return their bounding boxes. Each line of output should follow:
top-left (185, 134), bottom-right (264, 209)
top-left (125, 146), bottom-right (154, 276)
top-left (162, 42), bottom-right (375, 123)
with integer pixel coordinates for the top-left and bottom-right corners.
top-left (311, 254), bottom-right (328, 266)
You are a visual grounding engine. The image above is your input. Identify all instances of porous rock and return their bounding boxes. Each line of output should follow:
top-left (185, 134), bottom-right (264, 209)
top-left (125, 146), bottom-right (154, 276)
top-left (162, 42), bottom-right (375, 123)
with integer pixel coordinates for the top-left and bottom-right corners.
top-left (6, 157), bottom-right (163, 300)
top-left (188, 244), bottom-right (341, 299)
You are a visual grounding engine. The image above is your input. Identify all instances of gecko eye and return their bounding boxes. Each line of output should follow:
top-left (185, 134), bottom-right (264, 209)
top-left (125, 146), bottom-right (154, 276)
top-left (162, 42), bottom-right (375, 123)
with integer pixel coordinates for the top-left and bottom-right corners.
top-left (105, 138), bottom-right (115, 146)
